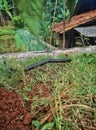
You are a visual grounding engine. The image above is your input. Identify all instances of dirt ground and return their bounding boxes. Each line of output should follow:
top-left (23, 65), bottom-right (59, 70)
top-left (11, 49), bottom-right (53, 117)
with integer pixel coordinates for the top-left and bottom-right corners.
top-left (0, 88), bottom-right (32, 130)
top-left (0, 83), bottom-right (95, 130)
top-left (0, 83), bottom-right (52, 130)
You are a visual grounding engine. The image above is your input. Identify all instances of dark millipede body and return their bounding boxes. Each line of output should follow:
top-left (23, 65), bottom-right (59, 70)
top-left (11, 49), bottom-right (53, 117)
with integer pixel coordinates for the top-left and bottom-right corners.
top-left (24, 58), bottom-right (71, 71)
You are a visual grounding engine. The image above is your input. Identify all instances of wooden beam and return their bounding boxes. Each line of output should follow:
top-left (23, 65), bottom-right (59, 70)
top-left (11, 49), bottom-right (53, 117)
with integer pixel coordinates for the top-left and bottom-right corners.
top-left (52, 10), bottom-right (96, 33)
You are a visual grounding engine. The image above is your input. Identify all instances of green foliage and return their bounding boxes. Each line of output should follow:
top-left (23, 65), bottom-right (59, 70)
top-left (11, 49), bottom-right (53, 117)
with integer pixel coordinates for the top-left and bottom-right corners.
top-left (14, 32), bottom-right (27, 51)
top-left (0, 26), bottom-right (47, 53)
top-left (40, 0), bottom-right (69, 42)
top-left (17, 0), bottom-right (44, 36)
top-left (0, 0), bottom-right (3, 10)
top-left (16, 0), bottom-right (74, 38)
top-left (13, 0), bottom-right (78, 43)
top-left (0, 28), bottom-right (15, 35)
top-left (63, 120), bottom-right (76, 130)
top-left (0, 0), bottom-right (79, 37)
top-left (41, 122), bottom-right (54, 130)
top-left (43, 0), bottom-right (65, 23)
top-left (32, 120), bottom-right (54, 129)
top-left (19, 115), bottom-right (24, 121)
top-left (0, 27), bottom-right (27, 53)
top-left (32, 120), bottom-right (42, 128)
top-left (66, 0), bottom-right (78, 18)
top-left (12, 15), bottom-right (24, 28)
top-left (0, 0), bottom-right (13, 19)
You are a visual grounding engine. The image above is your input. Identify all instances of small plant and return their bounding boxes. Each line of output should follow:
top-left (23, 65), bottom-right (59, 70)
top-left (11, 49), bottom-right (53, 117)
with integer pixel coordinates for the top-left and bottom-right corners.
top-left (12, 15), bottom-right (24, 29)
top-left (20, 115), bottom-right (24, 121)
top-left (75, 34), bottom-right (91, 47)
top-left (0, 28), bottom-right (15, 35)
top-left (32, 120), bottom-right (54, 130)
top-left (0, 53), bottom-right (96, 129)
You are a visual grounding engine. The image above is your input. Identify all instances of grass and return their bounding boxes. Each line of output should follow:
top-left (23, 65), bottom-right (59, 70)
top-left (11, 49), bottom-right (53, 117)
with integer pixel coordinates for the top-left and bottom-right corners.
top-left (0, 53), bottom-right (96, 130)
top-left (0, 26), bottom-right (27, 53)
top-left (0, 26), bottom-right (47, 54)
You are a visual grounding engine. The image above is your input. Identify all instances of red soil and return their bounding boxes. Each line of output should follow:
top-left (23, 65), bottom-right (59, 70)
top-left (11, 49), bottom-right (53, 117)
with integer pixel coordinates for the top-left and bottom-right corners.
top-left (0, 88), bottom-right (31, 130)
top-left (0, 83), bottom-right (95, 130)
top-left (0, 83), bottom-right (52, 130)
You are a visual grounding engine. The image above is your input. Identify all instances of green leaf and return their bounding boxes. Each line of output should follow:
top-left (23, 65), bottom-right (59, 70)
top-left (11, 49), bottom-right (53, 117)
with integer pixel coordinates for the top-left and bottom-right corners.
top-left (66, 0), bottom-right (78, 18)
top-left (76, 42), bottom-right (82, 45)
top-left (20, 115), bottom-right (24, 121)
top-left (6, 10), bottom-right (12, 19)
top-left (33, 99), bottom-right (48, 106)
top-left (41, 122), bottom-right (54, 130)
top-left (32, 120), bottom-right (42, 128)
top-left (0, 0), bottom-right (3, 5)
top-left (0, 0), bottom-right (4, 10)
top-left (23, 95), bottom-right (29, 100)
top-left (3, 0), bottom-right (8, 8)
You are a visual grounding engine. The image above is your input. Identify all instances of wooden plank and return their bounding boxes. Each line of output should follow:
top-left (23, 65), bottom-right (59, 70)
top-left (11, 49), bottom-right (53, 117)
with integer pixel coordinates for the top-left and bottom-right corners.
top-left (52, 10), bottom-right (96, 33)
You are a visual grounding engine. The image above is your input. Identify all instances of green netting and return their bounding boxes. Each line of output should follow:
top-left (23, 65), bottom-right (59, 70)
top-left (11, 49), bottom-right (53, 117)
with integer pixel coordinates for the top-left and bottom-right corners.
top-left (16, 29), bottom-right (47, 51)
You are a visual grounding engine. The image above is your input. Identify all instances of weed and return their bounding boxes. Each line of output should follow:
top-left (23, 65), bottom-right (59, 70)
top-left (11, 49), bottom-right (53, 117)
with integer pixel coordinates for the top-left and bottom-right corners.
top-left (19, 115), bottom-right (24, 121)
top-left (0, 53), bottom-right (96, 130)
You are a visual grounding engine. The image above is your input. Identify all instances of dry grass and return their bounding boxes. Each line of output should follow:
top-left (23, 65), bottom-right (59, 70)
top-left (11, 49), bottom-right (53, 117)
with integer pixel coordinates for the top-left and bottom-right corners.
top-left (0, 53), bottom-right (96, 130)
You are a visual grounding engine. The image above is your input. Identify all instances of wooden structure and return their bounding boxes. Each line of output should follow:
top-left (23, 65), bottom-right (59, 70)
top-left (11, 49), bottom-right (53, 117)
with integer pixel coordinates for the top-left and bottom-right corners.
top-left (52, 0), bottom-right (96, 48)
top-left (52, 10), bottom-right (96, 48)
top-left (52, 10), bottom-right (96, 34)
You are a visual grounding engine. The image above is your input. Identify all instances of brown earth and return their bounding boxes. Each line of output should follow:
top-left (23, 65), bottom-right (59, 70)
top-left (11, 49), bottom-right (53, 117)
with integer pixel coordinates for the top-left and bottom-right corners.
top-left (0, 88), bottom-right (31, 130)
top-left (0, 83), bottom-right (52, 130)
top-left (0, 83), bottom-right (95, 130)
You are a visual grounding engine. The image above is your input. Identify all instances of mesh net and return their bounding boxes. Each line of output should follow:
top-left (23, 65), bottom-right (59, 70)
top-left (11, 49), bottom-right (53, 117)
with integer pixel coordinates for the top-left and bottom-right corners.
top-left (16, 29), bottom-right (47, 51)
